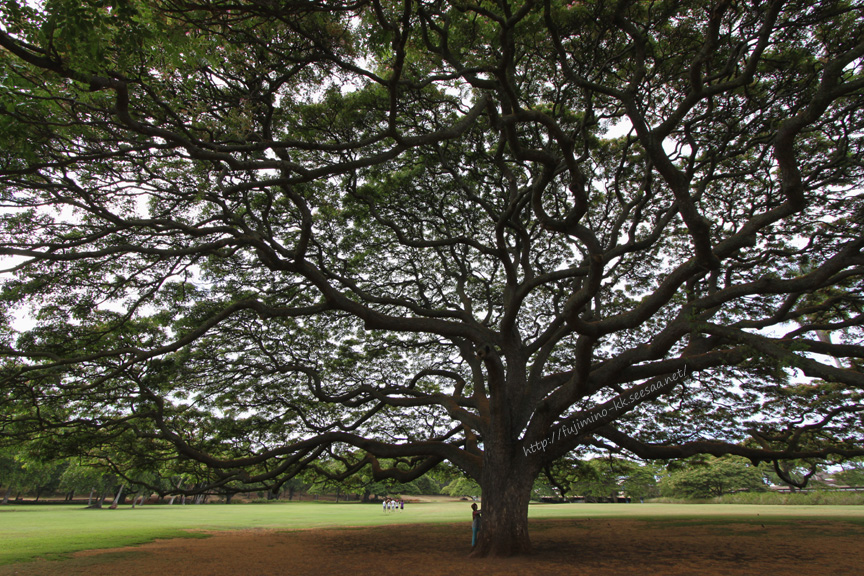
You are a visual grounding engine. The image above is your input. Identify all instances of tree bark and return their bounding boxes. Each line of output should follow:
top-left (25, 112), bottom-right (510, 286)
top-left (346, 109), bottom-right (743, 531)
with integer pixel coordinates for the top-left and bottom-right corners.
top-left (110, 484), bottom-right (124, 509)
top-left (470, 448), bottom-right (536, 557)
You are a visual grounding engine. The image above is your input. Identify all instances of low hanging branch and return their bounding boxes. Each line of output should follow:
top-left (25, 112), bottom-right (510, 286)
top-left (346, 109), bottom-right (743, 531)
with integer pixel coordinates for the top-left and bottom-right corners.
top-left (1, 0), bottom-right (863, 558)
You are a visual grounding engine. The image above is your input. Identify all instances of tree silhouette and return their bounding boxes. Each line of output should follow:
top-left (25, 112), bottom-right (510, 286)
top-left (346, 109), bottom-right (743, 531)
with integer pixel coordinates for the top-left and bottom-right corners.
top-left (1, 0), bottom-right (863, 556)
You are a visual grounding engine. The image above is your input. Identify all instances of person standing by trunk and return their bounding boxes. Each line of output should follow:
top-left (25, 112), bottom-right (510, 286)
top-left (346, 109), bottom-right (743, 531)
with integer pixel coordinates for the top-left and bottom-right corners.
top-left (471, 502), bottom-right (481, 548)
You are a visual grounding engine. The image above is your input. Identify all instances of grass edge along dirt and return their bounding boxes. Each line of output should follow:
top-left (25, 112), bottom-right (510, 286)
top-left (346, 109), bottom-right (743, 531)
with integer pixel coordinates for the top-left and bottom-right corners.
top-left (2, 501), bottom-right (864, 565)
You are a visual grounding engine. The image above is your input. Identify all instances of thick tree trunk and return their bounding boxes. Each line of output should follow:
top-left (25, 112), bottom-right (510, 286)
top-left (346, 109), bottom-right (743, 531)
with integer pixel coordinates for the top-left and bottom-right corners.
top-left (470, 451), bottom-right (536, 557)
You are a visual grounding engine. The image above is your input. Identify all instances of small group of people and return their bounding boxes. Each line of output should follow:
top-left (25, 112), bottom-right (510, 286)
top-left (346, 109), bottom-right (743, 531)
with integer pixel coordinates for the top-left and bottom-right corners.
top-left (381, 497), bottom-right (404, 512)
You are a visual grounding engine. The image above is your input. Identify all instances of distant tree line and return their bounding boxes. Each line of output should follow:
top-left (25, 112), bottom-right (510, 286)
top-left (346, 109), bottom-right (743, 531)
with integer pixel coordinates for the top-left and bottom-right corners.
top-left (0, 442), bottom-right (472, 504)
top-left (6, 438), bottom-right (860, 506)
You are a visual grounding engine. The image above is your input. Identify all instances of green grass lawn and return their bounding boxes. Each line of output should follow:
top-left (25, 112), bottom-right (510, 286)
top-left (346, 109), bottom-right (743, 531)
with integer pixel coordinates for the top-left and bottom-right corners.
top-left (3, 500), bottom-right (863, 565)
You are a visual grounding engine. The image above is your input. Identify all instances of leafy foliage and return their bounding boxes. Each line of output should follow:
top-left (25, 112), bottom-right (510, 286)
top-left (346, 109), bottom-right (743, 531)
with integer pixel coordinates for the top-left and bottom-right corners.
top-left (441, 476), bottom-right (482, 498)
top-left (659, 456), bottom-right (768, 499)
top-left (1, 0), bottom-right (863, 556)
top-left (543, 456), bottom-right (660, 500)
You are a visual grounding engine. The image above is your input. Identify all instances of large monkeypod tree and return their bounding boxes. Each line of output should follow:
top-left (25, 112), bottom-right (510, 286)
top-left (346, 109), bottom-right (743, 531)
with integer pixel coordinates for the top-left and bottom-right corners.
top-left (1, 0), bottom-right (864, 557)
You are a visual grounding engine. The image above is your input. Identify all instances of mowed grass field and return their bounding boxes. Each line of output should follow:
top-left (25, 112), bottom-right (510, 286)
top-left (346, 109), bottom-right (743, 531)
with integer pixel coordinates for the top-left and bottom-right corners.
top-left (3, 500), bottom-right (863, 565)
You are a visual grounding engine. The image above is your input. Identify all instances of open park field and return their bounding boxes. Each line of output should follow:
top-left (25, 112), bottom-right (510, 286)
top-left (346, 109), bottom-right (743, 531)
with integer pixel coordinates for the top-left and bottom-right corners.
top-left (1, 501), bottom-right (863, 575)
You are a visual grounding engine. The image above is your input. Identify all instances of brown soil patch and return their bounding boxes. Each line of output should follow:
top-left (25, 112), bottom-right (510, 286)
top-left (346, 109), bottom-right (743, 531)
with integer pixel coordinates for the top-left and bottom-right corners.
top-left (2, 518), bottom-right (862, 576)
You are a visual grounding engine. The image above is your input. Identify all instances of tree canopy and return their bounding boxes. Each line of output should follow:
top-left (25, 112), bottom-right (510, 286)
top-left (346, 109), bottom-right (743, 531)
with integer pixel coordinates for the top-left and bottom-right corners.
top-left (1, 0), bottom-right (863, 557)
top-left (659, 455), bottom-right (767, 498)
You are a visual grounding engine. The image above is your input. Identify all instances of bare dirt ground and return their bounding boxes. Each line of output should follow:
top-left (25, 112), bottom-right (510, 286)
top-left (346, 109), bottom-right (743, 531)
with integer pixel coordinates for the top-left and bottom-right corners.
top-left (2, 517), bottom-right (862, 576)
